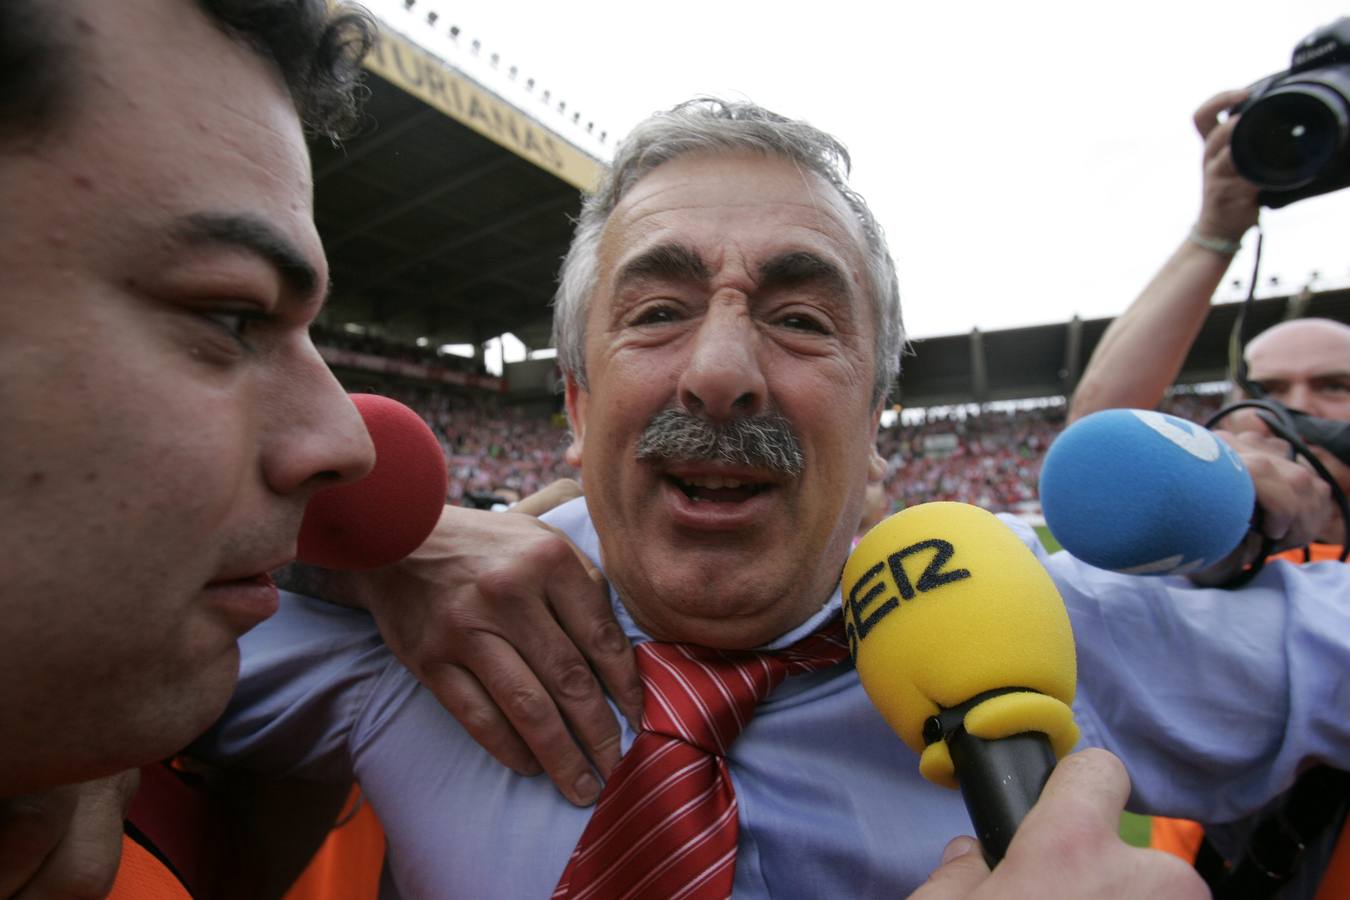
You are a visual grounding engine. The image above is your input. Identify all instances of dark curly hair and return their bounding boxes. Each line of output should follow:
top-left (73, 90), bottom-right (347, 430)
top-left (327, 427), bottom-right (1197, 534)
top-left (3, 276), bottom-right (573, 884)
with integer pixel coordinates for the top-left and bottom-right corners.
top-left (195, 0), bottom-right (375, 141)
top-left (0, 0), bottom-right (375, 145)
top-left (0, 2), bottom-right (65, 142)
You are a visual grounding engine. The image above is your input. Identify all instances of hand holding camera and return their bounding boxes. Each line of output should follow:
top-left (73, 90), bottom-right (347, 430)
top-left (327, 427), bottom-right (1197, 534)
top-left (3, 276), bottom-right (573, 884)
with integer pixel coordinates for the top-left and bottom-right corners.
top-left (1193, 89), bottom-right (1262, 245)
top-left (1229, 17), bottom-right (1350, 208)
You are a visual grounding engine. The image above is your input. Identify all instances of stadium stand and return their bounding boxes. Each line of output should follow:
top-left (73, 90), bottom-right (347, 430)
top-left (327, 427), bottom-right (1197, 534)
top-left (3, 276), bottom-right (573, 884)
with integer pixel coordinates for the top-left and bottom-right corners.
top-left (315, 351), bottom-right (1228, 517)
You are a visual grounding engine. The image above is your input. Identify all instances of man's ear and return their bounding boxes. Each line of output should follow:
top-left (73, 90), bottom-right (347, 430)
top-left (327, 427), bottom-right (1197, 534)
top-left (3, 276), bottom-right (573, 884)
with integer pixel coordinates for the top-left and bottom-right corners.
top-left (563, 374), bottom-right (588, 468)
top-left (868, 403), bottom-right (886, 483)
top-left (868, 447), bottom-right (886, 484)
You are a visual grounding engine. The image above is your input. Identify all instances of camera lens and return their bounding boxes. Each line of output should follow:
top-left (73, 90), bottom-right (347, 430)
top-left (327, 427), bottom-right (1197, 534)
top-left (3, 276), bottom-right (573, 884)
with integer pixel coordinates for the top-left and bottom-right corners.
top-left (1231, 83), bottom-right (1349, 189)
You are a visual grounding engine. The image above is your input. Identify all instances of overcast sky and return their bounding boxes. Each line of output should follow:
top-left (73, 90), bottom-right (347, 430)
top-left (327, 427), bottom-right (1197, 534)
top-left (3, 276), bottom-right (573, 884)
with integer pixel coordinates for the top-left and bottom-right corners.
top-left (368, 0), bottom-right (1350, 342)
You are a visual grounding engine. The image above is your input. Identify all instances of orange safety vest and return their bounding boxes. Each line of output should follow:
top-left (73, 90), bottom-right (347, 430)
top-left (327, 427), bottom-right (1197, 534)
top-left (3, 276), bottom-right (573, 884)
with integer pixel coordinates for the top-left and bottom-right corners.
top-left (107, 833), bottom-right (193, 899)
top-left (1149, 543), bottom-right (1347, 900)
top-left (282, 787), bottom-right (386, 900)
top-left (1270, 543), bottom-right (1346, 565)
top-left (113, 762), bottom-right (386, 899)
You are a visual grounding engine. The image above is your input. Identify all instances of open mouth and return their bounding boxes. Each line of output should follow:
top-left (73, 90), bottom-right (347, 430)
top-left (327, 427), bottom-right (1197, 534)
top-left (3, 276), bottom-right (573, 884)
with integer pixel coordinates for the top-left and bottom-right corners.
top-left (668, 474), bottom-right (773, 503)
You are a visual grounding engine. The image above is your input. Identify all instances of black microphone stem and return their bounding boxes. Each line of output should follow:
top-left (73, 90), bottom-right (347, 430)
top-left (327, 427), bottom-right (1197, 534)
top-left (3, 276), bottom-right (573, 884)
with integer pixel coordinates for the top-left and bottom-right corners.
top-left (947, 726), bottom-right (1057, 865)
top-left (922, 688), bottom-right (1061, 865)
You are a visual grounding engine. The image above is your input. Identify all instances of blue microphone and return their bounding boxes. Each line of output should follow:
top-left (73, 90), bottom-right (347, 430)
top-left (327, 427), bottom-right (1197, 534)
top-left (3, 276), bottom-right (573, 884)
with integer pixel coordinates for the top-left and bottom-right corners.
top-left (1039, 409), bottom-right (1255, 574)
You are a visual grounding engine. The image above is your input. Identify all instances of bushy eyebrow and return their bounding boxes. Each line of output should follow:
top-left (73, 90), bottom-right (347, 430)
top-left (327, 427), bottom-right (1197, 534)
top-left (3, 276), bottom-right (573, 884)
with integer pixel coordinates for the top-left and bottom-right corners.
top-left (758, 251), bottom-right (849, 297)
top-left (614, 243), bottom-right (711, 291)
top-left (174, 212), bottom-right (321, 299)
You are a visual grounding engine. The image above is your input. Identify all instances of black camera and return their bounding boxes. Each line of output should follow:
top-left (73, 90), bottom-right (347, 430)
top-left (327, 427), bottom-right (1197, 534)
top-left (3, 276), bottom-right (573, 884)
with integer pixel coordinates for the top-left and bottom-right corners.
top-left (1231, 18), bottom-right (1350, 208)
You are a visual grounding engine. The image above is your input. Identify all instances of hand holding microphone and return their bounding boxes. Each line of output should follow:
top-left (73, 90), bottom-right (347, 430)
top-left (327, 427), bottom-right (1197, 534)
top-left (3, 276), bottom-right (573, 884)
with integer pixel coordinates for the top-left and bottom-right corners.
top-left (910, 749), bottom-right (1208, 900)
top-left (1214, 428), bottom-right (1338, 550)
top-left (842, 501), bottom-right (1079, 865)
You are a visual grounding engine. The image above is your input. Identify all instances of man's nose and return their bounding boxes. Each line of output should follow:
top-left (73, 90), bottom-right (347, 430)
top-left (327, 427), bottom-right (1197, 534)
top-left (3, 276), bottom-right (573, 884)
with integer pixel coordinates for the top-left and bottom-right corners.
top-left (262, 345), bottom-right (376, 497)
top-left (1281, 383), bottom-right (1317, 415)
top-left (676, 301), bottom-right (767, 423)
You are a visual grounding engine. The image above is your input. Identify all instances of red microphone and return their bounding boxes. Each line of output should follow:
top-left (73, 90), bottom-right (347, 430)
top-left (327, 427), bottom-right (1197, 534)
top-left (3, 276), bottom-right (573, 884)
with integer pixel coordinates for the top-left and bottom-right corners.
top-left (297, 394), bottom-right (448, 570)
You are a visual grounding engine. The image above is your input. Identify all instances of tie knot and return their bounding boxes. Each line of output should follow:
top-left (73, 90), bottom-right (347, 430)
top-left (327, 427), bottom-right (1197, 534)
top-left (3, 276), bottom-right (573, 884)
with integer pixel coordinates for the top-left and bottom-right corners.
top-left (634, 624), bottom-right (850, 756)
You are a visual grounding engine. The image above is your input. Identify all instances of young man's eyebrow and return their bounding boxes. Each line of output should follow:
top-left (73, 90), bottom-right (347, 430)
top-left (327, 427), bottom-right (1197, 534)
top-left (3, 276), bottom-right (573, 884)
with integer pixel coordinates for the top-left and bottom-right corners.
top-left (614, 243), bottom-right (711, 290)
top-left (758, 251), bottom-right (849, 296)
top-left (174, 212), bottom-right (321, 298)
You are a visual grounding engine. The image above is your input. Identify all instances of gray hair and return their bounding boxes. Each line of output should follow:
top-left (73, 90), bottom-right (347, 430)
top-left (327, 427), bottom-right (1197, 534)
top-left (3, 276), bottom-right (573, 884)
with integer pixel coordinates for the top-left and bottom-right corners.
top-left (551, 98), bottom-right (904, 405)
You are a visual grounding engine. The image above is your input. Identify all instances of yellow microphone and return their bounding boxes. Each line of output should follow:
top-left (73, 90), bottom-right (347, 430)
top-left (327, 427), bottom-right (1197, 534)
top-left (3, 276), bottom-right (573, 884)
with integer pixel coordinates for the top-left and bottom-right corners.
top-left (841, 501), bottom-right (1080, 863)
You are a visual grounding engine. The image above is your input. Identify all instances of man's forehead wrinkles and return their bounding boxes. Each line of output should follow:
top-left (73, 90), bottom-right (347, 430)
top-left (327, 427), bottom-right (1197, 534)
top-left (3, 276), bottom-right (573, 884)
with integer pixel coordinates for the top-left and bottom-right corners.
top-left (618, 190), bottom-right (869, 260)
top-left (620, 195), bottom-right (857, 229)
top-left (615, 210), bottom-right (858, 260)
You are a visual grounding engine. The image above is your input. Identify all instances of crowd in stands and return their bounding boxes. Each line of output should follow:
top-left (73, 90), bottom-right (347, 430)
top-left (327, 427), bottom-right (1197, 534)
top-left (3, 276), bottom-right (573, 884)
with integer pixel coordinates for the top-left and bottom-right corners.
top-left (313, 323), bottom-right (487, 376)
top-left (378, 384), bottom-right (577, 504)
top-left (347, 375), bottom-right (1226, 515)
top-left (878, 404), bottom-right (1064, 514)
top-left (876, 389), bottom-right (1225, 514)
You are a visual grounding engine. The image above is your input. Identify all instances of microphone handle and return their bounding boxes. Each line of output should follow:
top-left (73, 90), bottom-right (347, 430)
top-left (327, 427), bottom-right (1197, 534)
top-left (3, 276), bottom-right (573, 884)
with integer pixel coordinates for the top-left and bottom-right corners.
top-left (948, 726), bottom-right (1058, 865)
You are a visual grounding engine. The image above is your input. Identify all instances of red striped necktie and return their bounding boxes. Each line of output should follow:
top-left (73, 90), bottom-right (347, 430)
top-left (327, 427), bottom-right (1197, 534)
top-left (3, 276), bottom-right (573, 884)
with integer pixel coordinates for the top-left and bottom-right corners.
top-left (552, 620), bottom-right (850, 900)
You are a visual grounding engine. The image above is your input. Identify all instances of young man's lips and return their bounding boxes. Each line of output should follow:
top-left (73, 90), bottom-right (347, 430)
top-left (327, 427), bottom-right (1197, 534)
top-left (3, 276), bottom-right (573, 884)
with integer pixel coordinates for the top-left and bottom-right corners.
top-left (203, 572), bottom-right (280, 633)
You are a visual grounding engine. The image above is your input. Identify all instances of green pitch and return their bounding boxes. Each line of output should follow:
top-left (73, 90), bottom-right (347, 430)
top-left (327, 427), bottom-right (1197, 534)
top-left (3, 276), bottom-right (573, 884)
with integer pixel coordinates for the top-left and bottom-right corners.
top-left (1033, 525), bottom-right (1062, 553)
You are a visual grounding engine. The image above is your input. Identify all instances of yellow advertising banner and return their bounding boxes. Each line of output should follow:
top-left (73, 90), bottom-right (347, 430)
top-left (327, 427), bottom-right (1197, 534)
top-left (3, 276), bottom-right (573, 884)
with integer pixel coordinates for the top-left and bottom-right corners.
top-left (364, 26), bottom-right (603, 192)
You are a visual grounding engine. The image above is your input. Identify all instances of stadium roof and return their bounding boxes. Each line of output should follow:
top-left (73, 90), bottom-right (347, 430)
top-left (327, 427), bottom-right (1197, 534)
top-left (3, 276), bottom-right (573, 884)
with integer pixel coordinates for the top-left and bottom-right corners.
top-left (897, 288), bottom-right (1350, 408)
top-left (311, 13), bottom-right (600, 353)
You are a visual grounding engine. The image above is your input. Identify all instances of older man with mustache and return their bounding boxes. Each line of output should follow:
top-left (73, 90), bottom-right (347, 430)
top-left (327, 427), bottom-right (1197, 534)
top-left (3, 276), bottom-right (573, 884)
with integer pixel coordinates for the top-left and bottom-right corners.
top-left (197, 98), bottom-right (1350, 899)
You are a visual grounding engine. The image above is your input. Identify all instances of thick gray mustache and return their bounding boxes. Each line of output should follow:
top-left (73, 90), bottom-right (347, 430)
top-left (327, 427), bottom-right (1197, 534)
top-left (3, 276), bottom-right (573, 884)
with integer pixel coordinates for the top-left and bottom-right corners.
top-left (634, 408), bottom-right (804, 477)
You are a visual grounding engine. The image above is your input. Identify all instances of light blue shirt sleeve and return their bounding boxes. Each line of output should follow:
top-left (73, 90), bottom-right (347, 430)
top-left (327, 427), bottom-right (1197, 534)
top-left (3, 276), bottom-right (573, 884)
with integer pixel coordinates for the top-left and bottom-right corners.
top-left (1000, 515), bottom-right (1350, 823)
